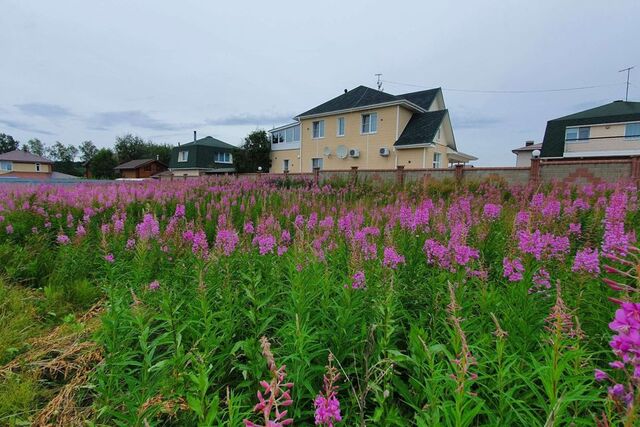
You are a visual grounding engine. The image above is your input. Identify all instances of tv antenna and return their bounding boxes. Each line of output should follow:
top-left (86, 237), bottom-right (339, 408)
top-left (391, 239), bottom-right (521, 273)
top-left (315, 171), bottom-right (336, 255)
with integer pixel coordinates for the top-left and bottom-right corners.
top-left (619, 66), bottom-right (634, 101)
top-left (375, 73), bottom-right (383, 91)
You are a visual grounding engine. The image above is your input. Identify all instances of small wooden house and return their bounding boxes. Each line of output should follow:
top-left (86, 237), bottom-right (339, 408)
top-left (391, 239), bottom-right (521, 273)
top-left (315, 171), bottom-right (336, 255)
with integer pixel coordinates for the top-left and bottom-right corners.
top-left (114, 159), bottom-right (168, 179)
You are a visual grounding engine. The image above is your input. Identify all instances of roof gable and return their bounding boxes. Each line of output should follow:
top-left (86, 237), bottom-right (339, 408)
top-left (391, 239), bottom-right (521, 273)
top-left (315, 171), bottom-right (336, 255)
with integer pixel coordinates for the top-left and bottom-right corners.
top-left (296, 86), bottom-right (398, 118)
top-left (115, 159), bottom-right (165, 170)
top-left (397, 88), bottom-right (441, 110)
top-left (178, 136), bottom-right (237, 150)
top-left (394, 110), bottom-right (447, 147)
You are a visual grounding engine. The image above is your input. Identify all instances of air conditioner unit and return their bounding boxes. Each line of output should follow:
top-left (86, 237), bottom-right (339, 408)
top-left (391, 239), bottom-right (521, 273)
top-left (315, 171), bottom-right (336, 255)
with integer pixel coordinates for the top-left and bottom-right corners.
top-left (379, 147), bottom-right (390, 157)
top-left (348, 148), bottom-right (360, 158)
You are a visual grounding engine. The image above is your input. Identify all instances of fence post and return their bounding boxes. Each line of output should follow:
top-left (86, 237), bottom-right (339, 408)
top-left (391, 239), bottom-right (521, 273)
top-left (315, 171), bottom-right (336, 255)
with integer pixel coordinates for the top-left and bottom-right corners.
top-left (313, 167), bottom-right (320, 186)
top-left (632, 156), bottom-right (640, 185)
top-left (350, 166), bottom-right (358, 186)
top-left (396, 165), bottom-right (405, 186)
top-left (454, 163), bottom-right (464, 182)
top-left (530, 158), bottom-right (541, 185)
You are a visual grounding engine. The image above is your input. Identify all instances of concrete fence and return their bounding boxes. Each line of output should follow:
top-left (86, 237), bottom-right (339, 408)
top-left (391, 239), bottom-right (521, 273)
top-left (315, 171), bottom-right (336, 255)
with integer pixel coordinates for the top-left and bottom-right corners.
top-left (251, 157), bottom-right (640, 187)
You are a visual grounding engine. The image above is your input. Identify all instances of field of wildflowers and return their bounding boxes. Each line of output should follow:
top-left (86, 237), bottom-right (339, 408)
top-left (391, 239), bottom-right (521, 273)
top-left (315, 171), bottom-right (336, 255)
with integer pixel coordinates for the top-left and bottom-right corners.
top-left (0, 176), bottom-right (638, 426)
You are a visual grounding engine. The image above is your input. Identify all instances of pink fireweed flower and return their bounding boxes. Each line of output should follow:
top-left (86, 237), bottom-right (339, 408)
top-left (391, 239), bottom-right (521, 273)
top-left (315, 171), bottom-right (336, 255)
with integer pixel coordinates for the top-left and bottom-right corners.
top-left (101, 223), bottom-right (111, 234)
top-left (503, 257), bottom-right (524, 282)
top-left (76, 224), bottom-right (86, 237)
top-left (104, 253), bottom-right (115, 263)
top-left (215, 228), bottom-right (239, 256)
top-left (568, 223), bottom-right (582, 235)
top-left (515, 211), bottom-right (530, 226)
top-left (277, 246), bottom-right (288, 256)
top-left (594, 369), bottom-right (608, 382)
top-left (148, 280), bottom-right (160, 291)
top-left (252, 234), bottom-right (276, 255)
top-left (174, 204), bottom-right (186, 218)
top-left (482, 203), bottom-right (502, 220)
top-left (349, 271), bottom-right (366, 289)
top-left (572, 247), bottom-right (600, 274)
top-left (135, 213), bottom-right (160, 240)
top-left (5, 224), bottom-right (13, 234)
top-left (609, 302), bottom-right (640, 378)
top-left (126, 238), bottom-right (136, 250)
top-left (314, 354), bottom-right (342, 427)
top-left (243, 221), bottom-right (255, 234)
top-left (533, 268), bottom-right (551, 288)
top-left (280, 229), bottom-right (291, 243)
top-left (382, 246), bottom-right (405, 270)
top-left (56, 234), bottom-right (71, 245)
top-left (191, 230), bottom-right (209, 257)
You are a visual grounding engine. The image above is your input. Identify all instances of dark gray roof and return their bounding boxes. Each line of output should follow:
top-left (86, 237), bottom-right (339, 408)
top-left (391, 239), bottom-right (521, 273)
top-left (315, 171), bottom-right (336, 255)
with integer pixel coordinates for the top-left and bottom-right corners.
top-left (394, 110), bottom-right (447, 147)
top-left (114, 159), bottom-right (162, 170)
top-left (0, 149), bottom-right (52, 163)
top-left (512, 143), bottom-right (542, 153)
top-left (541, 101), bottom-right (640, 157)
top-left (180, 136), bottom-right (237, 150)
top-left (296, 86), bottom-right (440, 118)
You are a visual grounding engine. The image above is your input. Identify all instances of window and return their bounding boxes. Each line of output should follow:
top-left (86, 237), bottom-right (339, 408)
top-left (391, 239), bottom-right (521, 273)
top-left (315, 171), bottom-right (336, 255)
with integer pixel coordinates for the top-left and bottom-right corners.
top-left (271, 125), bottom-right (300, 144)
top-left (361, 112), bottom-right (378, 134)
top-left (178, 150), bottom-right (189, 162)
top-left (312, 158), bottom-right (323, 170)
top-left (625, 123), bottom-right (640, 139)
top-left (0, 161), bottom-right (12, 171)
top-left (565, 126), bottom-right (590, 142)
top-left (432, 152), bottom-right (441, 168)
top-left (35, 163), bottom-right (41, 172)
top-left (312, 120), bottom-right (325, 139)
top-left (337, 117), bottom-right (345, 136)
top-left (215, 152), bottom-right (233, 164)
top-left (283, 159), bottom-right (290, 171)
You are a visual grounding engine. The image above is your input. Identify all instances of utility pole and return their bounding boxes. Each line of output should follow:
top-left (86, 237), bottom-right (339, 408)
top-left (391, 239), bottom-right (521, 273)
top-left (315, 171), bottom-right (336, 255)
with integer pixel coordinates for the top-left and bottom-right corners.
top-left (375, 73), bottom-right (383, 91)
top-left (619, 66), bottom-right (634, 101)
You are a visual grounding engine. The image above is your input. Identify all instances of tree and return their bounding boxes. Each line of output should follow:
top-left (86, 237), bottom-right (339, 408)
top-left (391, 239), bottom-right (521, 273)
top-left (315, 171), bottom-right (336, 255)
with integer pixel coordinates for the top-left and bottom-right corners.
top-left (0, 133), bottom-right (19, 154)
top-left (114, 134), bottom-right (147, 163)
top-left (89, 148), bottom-right (118, 179)
top-left (23, 138), bottom-right (45, 156)
top-left (47, 141), bottom-right (78, 162)
top-left (79, 140), bottom-right (98, 163)
top-left (233, 130), bottom-right (271, 173)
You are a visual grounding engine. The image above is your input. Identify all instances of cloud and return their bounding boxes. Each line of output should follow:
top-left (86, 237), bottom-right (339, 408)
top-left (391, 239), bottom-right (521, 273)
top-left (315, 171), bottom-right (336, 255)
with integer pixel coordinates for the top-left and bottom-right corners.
top-left (87, 110), bottom-right (189, 131)
top-left (451, 112), bottom-right (502, 129)
top-left (14, 102), bottom-right (73, 118)
top-left (206, 113), bottom-right (294, 126)
top-left (0, 118), bottom-right (55, 135)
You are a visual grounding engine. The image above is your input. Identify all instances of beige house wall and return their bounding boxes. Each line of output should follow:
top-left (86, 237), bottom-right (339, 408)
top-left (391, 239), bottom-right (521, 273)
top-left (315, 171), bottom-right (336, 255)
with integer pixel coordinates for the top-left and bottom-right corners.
top-left (170, 169), bottom-right (204, 177)
top-left (564, 122), bottom-right (640, 155)
top-left (270, 148), bottom-right (300, 173)
top-left (515, 151), bottom-right (533, 167)
top-left (0, 162), bottom-right (52, 174)
top-left (298, 105), bottom-right (432, 172)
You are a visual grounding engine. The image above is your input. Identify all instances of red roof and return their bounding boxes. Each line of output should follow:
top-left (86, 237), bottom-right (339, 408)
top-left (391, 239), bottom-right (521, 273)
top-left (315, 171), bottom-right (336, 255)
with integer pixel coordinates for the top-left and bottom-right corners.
top-left (0, 150), bottom-right (53, 163)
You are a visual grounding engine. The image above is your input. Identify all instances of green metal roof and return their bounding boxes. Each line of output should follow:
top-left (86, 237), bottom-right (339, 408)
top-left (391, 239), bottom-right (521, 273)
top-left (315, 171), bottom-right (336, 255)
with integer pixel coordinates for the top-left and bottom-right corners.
top-left (541, 101), bottom-right (640, 157)
top-left (180, 136), bottom-right (237, 149)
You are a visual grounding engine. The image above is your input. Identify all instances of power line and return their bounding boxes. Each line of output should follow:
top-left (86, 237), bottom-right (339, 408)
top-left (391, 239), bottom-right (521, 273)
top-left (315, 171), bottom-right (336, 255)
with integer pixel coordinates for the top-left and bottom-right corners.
top-left (382, 79), bottom-right (626, 94)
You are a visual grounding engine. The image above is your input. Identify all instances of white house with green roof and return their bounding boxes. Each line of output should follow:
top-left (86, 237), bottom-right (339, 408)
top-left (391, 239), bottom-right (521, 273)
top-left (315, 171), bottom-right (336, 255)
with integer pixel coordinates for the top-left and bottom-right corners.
top-left (169, 134), bottom-right (238, 176)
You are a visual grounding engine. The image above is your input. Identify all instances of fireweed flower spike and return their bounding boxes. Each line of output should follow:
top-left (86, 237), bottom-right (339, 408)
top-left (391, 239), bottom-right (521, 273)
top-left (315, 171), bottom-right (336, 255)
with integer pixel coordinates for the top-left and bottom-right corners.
top-left (244, 337), bottom-right (294, 427)
top-left (314, 353), bottom-right (342, 426)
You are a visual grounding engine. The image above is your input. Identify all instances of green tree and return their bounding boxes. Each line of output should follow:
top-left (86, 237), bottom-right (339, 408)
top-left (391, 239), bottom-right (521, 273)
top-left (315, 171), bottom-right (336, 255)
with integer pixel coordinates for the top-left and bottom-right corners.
top-left (233, 130), bottom-right (270, 173)
top-left (114, 134), bottom-right (147, 163)
top-left (22, 138), bottom-right (45, 156)
top-left (47, 141), bottom-right (77, 162)
top-left (79, 140), bottom-right (98, 163)
top-left (89, 148), bottom-right (118, 179)
top-left (0, 134), bottom-right (19, 154)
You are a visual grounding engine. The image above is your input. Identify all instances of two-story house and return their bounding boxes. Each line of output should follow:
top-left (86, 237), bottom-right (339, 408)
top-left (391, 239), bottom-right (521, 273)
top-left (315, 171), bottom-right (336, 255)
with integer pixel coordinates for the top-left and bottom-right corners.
top-left (0, 150), bottom-right (54, 178)
top-left (169, 133), bottom-right (238, 177)
top-left (269, 85), bottom-right (476, 173)
top-left (540, 100), bottom-right (640, 160)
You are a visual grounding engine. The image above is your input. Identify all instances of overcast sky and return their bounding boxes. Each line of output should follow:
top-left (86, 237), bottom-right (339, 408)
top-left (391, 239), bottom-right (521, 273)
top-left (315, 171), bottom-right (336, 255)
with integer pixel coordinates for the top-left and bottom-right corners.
top-left (1, 1), bottom-right (638, 165)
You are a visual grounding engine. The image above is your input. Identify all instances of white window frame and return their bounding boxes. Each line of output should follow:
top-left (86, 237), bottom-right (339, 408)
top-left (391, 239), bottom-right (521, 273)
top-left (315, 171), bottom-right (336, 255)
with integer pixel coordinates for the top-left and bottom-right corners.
top-left (0, 161), bottom-right (12, 171)
top-left (312, 120), bottom-right (325, 139)
top-left (35, 163), bottom-right (41, 172)
top-left (361, 112), bottom-right (378, 134)
top-left (311, 157), bottom-right (323, 170)
top-left (565, 126), bottom-right (590, 143)
top-left (215, 152), bottom-right (233, 164)
top-left (283, 159), bottom-right (290, 171)
top-left (432, 152), bottom-right (441, 168)
top-left (337, 117), bottom-right (345, 137)
top-left (625, 122), bottom-right (640, 140)
top-left (178, 150), bottom-right (189, 162)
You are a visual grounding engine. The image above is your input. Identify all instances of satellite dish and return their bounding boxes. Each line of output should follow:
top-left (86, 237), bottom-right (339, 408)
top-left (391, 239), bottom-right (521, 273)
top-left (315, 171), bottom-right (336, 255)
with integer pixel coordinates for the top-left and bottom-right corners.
top-left (336, 145), bottom-right (348, 159)
top-left (323, 147), bottom-right (331, 157)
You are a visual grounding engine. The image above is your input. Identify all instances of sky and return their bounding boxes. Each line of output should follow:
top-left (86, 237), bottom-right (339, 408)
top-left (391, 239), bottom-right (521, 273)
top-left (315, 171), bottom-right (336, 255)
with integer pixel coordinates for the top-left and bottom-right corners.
top-left (1, 0), bottom-right (638, 166)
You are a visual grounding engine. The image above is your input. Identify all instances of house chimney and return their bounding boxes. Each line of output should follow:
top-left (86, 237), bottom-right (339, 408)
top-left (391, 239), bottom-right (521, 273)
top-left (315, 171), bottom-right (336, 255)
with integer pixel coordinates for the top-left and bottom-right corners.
top-left (193, 130), bottom-right (197, 142)
top-left (156, 154), bottom-right (159, 161)
top-left (344, 89), bottom-right (347, 94)
top-left (525, 140), bottom-right (535, 146)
